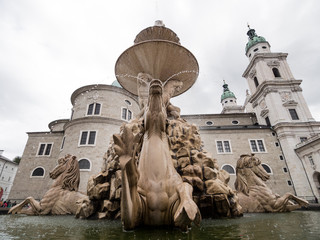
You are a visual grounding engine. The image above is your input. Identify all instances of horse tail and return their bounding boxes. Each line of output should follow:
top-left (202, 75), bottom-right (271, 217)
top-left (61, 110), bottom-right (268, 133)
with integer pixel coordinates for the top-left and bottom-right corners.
top-left (62, 155), bottom-right (80, 191)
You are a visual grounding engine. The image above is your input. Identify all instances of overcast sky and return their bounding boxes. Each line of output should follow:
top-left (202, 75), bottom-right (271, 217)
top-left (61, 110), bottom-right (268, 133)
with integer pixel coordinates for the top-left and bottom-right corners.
top-left (1, 0), bottom-right (320, 159)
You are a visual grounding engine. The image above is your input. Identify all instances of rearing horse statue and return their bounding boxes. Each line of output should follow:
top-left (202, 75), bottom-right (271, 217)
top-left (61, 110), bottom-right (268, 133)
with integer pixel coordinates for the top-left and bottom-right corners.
top-left (9, 154), bottom-right (89, 215)
top-left (235, 154), bottom-right (308, 213)
top-left (113, 79), bottom-right (201, 231)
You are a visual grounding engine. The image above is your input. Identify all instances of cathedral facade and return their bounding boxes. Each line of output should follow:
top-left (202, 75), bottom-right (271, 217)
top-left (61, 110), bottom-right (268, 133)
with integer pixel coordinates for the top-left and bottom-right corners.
top-left (9, 28), bottom-right (320, 203)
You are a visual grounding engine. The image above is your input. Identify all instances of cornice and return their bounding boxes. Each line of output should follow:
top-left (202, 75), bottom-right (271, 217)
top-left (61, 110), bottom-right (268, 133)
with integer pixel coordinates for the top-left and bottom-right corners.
top-left (249, 80), bottom-right (302, 104)
top-left (71, 84), bottom-right (138, 105)
top-left (243, 52), bottom-right (288, 77)
top-left (64, 116), bottom-right (125, 130)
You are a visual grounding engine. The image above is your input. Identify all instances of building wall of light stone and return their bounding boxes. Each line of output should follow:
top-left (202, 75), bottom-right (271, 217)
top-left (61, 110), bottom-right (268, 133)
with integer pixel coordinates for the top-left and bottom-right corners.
top-left (9, 132), bottom-right (64, 201)
top-left (294, 134), bottom-right (320, 199)
top-left (9, 84), bottom-right (140, 201)
top-left (0, 154), bottom-right (18, 201)
top-left (183, 114), bottom-right (295, 195)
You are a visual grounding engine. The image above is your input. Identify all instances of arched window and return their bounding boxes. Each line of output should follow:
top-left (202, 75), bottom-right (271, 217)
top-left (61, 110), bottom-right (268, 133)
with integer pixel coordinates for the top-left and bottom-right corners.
top-left (272, 68), bottom-right (281, 78)
top-left (262, 163), bottom-right (272, 174)
top-left (31, 167), bottom-right (45, 177)
top-left (79, 159), bottom-right (91, 171)
top-left (221, 164), bottom-right (235, 175)
top-left (254, 77), bottom-right (259, 87)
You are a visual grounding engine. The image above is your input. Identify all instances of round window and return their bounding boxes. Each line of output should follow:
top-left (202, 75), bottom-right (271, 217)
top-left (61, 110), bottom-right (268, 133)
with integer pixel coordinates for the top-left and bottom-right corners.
top-left (125, 100), bottom-right (132, 105)
top-left (232, 120), bottom-right (239, 125)
top-left (206, 121), bottom-right (213, 126)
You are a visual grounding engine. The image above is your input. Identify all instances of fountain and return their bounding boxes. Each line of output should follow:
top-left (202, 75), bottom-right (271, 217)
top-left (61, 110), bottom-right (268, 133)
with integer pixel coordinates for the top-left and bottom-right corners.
top-left (5, 21), bottom-right (316, 238)
top-left (76, 21), bottom-right (243, 230)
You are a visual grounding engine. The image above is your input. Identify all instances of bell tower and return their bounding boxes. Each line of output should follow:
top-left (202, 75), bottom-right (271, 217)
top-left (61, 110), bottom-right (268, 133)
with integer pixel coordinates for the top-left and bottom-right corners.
top-left (243, 26), bottom-right (314, 126)
top-left (242, 26), bottom-right (320, 200)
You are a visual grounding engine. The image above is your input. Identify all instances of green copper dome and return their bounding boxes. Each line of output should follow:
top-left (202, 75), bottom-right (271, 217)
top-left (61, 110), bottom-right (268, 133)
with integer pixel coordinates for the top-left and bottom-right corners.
top-left (221, 82), bottom-right (236, 102)
top-left (111, 79), bottom-right (122, 88)
top-left (245, 28), bottom-right (268, 54)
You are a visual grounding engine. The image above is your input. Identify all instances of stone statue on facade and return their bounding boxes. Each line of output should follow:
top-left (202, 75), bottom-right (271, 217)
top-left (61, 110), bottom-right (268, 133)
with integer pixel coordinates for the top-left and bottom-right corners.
top-left (235, 154), bottom-right (309, 212)
top-left (9, 154), bottom-right (90, 216)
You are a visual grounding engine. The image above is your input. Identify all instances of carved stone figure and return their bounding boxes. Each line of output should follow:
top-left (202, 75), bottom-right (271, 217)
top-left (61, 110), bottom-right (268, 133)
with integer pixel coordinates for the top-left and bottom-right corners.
top-left (77, 80), bottom-right (243, 225)
top-left (9, 154), bottom-right (89, 216)
top-left (114, 79), bottom-right (201, 230)
top-left (235, 154), bottom-right (309, 212)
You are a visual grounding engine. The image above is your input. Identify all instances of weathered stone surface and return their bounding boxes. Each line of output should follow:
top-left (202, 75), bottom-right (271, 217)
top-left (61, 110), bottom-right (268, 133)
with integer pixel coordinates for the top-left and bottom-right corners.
top-left (235, 154), bottom-right (309, 213)
top-left (9, 154), bottom-right (90, 216)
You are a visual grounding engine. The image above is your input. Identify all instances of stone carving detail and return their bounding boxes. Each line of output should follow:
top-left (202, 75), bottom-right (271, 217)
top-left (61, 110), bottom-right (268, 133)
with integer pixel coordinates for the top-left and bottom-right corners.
top-left (249, 69), bottom-right (256, 79)
top-left (280, 91), bottom-right (292, 102)
top-left (291, 86), bottom-right (302, 92)
top-left (9, 154), bottom-right (90, 216)
top-left (267, 60), bottom-right (280, 67)
top-left (259, 99), bottom-right (267, 109)
top-left (263, 87), bottom-right (278, 97)
top-left (260, 109), bottom-right (269, 118)
top-left (77, 80), bottom-right (243, 229)
top-left (235, 154), bottom-right (308, 213)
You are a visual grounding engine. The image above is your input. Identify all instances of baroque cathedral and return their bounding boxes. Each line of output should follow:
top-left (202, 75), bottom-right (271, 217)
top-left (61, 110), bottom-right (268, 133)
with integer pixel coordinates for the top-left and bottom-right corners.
top-left (9, 26), bottom-right (320, 203)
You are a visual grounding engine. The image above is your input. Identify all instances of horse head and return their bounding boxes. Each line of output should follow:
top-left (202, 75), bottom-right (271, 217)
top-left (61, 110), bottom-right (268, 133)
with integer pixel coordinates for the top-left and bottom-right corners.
top-left (50, 154), bottom-right (80, 191)
top-left (235, 154), bottom-right (269, 195)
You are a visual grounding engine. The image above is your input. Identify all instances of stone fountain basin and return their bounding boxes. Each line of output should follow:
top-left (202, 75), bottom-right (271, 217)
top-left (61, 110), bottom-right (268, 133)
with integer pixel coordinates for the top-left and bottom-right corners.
top-left (115, 40), bottom-right (199, 97)
top-left (2, 211), bottom-right (320, 239)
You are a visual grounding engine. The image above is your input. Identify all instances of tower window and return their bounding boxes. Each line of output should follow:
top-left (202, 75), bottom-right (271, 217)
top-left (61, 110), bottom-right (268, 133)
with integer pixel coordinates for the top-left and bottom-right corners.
top-left (279, 155), bottom-right (284, 160)
top-left (287, 180), bottom-right (292, 186)
top-left (262, 46), bottom-right (267, 49)
top-left (283, 167), bottom-right (288, 173)
top-left (254, 77), bottom-right (259, 87)
top-left (232, 120), bottom-right (239, 125)
top-left (272, 68), bottom-right (281, 78)
top-left (79, 131), bottom-right (96, 146)
top-left (289, 109), bottom-right (299, 120)
top-left (37, 143), bottom-right (53, 156)
top-left (265, 117), bottom-right (271, 126)
top-left (87, 103), bottom-right (101, 115)
top-left (254, 48), bottom-right (259, 52)
top-left (121, 108), bottom-right (132, 121)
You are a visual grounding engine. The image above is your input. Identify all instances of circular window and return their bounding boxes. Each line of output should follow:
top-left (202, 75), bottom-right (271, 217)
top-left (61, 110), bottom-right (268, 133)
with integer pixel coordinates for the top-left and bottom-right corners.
top-left (232, 120), bottom-right (239, 125)
top-left (262, 46), bottom-right (267, 49)
top-left (249, 54), bottom-right (252, 57)
top-left (254, 48), bottom-right (259, 52)
top-left (262, 163), bottom-right (272, 174)
top-left (125, 100), bottom-right (132, 105)
top-left (206, 121), bottom-right (213, 126)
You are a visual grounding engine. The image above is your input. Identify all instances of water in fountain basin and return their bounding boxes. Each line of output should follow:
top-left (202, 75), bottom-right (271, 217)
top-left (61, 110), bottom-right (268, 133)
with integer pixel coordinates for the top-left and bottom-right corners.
top-left (2, 211), bottom-right (320, 239)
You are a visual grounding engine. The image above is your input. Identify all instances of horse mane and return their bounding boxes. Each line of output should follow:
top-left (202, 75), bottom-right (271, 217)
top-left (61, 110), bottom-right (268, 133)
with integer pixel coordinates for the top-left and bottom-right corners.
top-left (62, 155), bottom-right (80, 191)
top-left (234, 155), bottom-right (252, 196)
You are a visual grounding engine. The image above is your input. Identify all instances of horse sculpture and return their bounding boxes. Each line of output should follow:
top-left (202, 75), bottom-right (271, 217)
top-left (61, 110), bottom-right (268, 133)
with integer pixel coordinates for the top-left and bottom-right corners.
top-left (235, 154), bottom-right (308, 212)
top-left (113, 78), bottom-right (201, 231)
top-left (9, 154), bottom-right (88, 215)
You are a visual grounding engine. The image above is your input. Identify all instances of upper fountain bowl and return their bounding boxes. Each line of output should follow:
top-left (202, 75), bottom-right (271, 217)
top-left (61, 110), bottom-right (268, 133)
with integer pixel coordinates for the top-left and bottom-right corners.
top-left (115, 21), bottom-right (199, 97)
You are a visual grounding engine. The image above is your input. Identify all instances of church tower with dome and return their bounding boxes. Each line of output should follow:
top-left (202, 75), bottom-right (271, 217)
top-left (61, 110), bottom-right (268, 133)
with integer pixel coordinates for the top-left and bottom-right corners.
top-left (243, 26), bottom-right (320, 199)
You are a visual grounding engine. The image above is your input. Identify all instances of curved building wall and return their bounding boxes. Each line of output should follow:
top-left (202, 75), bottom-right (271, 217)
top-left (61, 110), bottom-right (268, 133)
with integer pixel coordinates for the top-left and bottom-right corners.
top-left (61, 84), bottom-right (139, 192)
